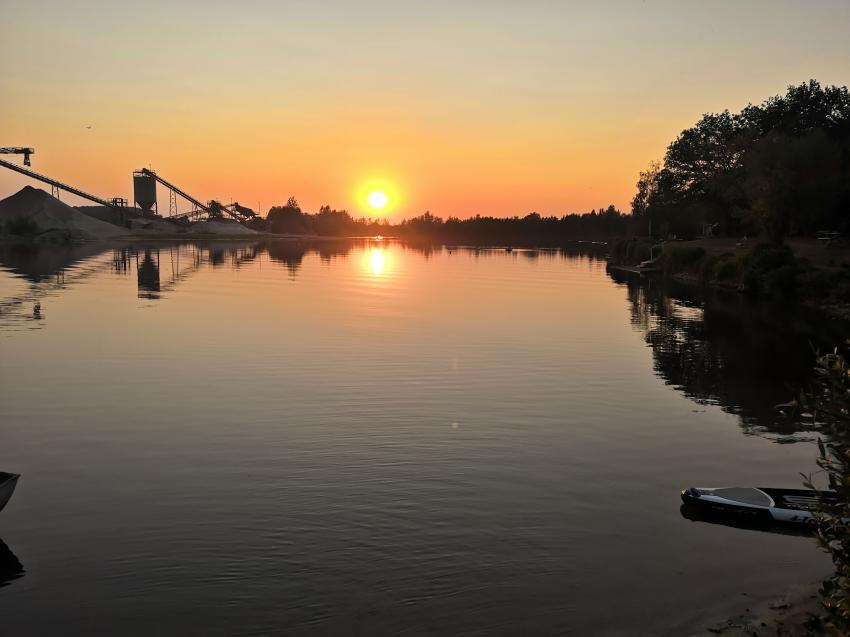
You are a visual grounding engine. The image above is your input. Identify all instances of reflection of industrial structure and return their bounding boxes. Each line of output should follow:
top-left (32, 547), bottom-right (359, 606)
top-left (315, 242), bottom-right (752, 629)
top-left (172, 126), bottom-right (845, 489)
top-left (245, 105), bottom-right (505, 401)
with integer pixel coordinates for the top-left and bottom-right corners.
top-left (136, 249), bottom-right (161, 299)
top-left (112, 243), bottom-right (262, 300)
top-left (0, 146), bottom-right (259, 225)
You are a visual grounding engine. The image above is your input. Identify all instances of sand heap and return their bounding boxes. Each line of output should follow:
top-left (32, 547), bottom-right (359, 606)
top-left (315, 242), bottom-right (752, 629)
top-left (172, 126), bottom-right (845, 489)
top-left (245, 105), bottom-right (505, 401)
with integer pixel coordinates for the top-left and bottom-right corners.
top-left (0, 186), bottom-right (126, 239)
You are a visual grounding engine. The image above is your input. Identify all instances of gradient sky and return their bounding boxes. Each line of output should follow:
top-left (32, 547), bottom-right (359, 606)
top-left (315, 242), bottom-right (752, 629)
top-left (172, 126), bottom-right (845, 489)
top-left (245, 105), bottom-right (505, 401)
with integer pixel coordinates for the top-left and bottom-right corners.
top-left (1, 0), bottom-right (849, 220)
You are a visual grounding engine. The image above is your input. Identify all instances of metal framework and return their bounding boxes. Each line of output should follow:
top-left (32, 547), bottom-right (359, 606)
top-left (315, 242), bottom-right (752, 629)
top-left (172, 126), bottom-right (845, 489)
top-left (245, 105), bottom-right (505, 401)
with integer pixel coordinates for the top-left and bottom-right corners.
top-left (0, 147), bottom-right (34, 166)
top-left (0, 157), bottom-right (117, 208)
top-left (135, 168), bottom-right (256, 222)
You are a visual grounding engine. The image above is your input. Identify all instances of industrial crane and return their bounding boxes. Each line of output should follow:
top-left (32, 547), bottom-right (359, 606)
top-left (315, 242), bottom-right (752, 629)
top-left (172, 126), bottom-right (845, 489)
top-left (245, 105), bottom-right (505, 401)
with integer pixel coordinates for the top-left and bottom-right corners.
top-left (0, 146), bottom-right (125, 208)
top-left (0, 147), bottom-right (34, 166)
top-left (136, 168), bottom-right (256, 222)
top-left (224, 202), bottom-right (258, 221)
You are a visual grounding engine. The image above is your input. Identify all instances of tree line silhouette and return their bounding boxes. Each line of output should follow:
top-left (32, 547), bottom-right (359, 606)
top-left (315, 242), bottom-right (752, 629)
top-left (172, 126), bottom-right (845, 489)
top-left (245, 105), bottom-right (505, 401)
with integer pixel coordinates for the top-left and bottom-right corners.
top-left (266, 80), bottom-right (849, 245)
top-left (268, 197), bottom-right (629, 245)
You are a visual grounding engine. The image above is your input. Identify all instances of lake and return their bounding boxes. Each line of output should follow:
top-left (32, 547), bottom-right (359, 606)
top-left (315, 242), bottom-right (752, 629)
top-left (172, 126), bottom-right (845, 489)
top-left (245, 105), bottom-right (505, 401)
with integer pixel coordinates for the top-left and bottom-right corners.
top-left (0, 239), bottom-right (837, 635)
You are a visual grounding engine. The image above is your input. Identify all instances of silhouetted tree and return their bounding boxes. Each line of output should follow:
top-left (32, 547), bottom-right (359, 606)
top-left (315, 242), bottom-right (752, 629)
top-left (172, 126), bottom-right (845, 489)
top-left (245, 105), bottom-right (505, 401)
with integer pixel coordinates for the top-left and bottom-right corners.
top-left (638, 80), bottom-right (850, 242)
top-left (744, 130), bottom-right (845, 242)
top-left (267, 196), bottom-right (308, 234)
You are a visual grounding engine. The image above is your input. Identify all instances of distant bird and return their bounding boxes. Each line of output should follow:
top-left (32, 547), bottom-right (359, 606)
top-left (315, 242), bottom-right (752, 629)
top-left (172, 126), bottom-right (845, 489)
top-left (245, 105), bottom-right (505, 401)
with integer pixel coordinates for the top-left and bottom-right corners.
top-left (85, 125), bottom-right (92, 130)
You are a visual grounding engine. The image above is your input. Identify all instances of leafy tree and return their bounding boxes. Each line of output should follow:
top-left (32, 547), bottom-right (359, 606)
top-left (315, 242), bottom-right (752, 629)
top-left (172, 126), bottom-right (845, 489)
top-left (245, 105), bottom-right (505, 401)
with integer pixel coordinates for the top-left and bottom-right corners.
top-left (638, 80), bottom-right (850, 242)
top-left (631, 160), bottom-right (661, 217)
top-left (744, 130), bottom-right (844, 242)
top-left (267, 196), bottom-right (307, 234)
top-left (313, 205), bottom-right (355, 236)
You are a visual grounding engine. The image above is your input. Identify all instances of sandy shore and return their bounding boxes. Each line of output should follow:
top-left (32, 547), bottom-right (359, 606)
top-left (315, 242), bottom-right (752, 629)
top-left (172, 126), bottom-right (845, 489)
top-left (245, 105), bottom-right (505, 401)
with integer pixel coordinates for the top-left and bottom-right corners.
top-left (685, 581), bottom-right (826, 636)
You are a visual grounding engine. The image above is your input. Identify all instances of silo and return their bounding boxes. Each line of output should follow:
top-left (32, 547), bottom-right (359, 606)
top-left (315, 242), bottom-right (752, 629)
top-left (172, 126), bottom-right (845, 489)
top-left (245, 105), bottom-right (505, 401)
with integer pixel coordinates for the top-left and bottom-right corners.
top-left (133, 172), bottom-right (157, 215)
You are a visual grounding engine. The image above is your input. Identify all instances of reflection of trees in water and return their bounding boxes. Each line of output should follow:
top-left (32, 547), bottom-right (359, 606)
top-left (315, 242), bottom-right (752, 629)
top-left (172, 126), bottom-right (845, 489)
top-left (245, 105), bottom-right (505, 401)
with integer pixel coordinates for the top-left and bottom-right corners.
top-left (610, 268), bottom-right (848, 440)
top-left (266, 239), bottom-right (374, 273)
top-left (263, 239), bottom-right (608, 275)
top-left (266, 240), bottom-right (314, 275)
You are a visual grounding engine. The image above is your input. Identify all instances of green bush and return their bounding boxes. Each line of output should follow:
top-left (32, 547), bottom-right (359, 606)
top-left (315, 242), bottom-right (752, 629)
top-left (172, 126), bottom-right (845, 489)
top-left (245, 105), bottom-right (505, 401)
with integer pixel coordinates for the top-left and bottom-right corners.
top-left (697, 255), bottom-right (719, 281)
top-left (749, 242), bottom-right (795, 271)
top-left (797, 268), bottom-right (836, 299)
top-left (833, 278), bottom-right (850, 302)
top-left (610, 238), bottom-right (655, 265)
top-left (741, 243), bottom-right (798, 297)
top-left (658, 245), bottom-right (706, 274)
top-left (632, 242), bottom-right (652, 263)
top-left (712, 254), bottom-right (742, 283)
top-left (762, 264), bottom-right (799, 299)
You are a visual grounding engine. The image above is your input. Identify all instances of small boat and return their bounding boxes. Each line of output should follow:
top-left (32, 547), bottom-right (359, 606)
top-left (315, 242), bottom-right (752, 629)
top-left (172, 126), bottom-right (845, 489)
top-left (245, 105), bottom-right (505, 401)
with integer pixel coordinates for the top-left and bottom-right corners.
top-left (0, 473), bottom-right (20, 514)
top-left (680, 486), bottom-right (839, 527)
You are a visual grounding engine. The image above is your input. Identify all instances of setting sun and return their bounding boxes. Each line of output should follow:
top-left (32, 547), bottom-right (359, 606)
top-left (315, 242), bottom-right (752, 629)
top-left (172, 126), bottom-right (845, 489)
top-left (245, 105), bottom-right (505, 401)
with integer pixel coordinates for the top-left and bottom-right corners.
top-left (368, 191), bottom-right (388, 209)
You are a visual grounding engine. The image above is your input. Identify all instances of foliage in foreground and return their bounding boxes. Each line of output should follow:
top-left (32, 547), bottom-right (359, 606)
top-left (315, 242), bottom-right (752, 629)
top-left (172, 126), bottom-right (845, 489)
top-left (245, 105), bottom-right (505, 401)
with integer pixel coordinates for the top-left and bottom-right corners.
top-left (798, 346), bottom-right (850, 634)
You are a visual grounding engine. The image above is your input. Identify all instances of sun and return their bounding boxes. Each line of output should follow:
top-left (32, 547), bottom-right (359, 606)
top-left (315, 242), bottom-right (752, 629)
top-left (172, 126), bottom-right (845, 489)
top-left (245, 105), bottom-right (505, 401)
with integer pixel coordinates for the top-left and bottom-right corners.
top-left (367, 191), bottom-right (389, 209)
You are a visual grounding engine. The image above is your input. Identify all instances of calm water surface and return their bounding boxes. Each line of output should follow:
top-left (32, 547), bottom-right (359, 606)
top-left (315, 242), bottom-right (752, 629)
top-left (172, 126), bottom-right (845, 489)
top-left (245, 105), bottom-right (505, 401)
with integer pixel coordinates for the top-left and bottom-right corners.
top-left (0, 240), bottom-right (838, 635)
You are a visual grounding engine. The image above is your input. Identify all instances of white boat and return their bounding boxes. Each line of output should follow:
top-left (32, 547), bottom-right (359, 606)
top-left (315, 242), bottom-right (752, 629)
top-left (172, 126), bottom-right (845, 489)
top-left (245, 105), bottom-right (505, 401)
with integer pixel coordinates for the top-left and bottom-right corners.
top-left (0, 473), bottom-right (19, 514)
top-left (681, 486), bottom-right (838, 527)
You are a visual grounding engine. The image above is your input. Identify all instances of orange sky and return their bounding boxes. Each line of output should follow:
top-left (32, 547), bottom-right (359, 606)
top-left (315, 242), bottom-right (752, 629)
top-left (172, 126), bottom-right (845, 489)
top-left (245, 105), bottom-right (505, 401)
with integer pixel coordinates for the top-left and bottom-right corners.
top-left (1, 1), bottom-right (849, 220)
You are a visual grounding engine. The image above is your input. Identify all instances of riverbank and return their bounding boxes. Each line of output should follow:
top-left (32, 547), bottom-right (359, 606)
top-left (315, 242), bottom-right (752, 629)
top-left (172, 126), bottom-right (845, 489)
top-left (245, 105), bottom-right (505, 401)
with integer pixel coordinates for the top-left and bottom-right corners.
top-left (611, 236), bottom-right (850, 320)
top-left (686, 580), bottom-right (826, 636)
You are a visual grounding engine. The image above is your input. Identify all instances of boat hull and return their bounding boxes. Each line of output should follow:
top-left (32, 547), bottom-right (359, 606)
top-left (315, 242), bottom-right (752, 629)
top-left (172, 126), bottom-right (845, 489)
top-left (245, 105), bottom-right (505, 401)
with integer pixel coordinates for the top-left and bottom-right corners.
top-left (0, 473), bottom-right (20, 514)
top-left (680, 486), bottom-right (837, 527)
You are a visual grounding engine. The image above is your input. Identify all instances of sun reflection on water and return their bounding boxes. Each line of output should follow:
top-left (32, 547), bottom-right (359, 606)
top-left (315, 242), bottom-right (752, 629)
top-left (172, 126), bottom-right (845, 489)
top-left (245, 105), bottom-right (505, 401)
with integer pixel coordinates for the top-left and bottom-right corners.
top-left (370, 249), bottom-right (385, 275)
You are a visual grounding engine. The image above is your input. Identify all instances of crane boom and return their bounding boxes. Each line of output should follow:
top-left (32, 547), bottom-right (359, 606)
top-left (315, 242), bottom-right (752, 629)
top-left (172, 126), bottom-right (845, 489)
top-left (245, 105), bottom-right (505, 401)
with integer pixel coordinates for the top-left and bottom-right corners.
top-left (0, 157), bottom-right (114, 207)
top-left (0, 147), bottom-right (34, 166)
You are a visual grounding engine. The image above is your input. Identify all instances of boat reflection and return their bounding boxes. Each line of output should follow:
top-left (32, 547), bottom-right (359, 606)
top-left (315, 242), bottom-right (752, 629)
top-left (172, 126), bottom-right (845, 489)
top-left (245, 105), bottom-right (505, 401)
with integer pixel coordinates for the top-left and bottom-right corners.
top-left (0, 539), bottom-right (24, 588)
top-left (679, 504), bottom-right (813, 538)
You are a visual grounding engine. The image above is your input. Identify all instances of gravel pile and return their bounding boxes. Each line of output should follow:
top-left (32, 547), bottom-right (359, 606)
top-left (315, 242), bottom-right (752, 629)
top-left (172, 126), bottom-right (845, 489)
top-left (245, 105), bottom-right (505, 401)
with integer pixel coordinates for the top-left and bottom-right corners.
top-left (0, 186), bottom-right (126, 239)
